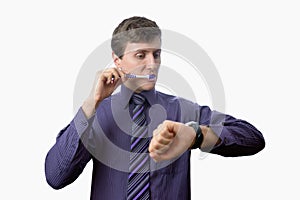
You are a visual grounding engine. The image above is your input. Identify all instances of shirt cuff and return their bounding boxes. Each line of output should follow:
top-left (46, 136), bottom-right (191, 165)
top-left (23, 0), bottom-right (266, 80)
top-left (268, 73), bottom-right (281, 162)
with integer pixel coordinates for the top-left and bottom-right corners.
top-left (71, 107), bottom-right (94, 137)
top-left (209, 125), bottom-right (235, 149)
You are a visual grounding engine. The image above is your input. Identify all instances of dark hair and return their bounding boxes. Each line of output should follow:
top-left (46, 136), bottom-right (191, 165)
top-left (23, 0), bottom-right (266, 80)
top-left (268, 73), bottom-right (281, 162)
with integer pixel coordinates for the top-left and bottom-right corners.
top-left (111, 16), bottom-right (161, 58)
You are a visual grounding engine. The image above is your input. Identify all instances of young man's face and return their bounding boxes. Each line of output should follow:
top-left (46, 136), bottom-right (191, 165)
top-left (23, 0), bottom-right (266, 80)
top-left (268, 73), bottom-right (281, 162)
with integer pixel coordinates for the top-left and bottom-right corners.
top-left (114, 37), bottom-right (161, 93)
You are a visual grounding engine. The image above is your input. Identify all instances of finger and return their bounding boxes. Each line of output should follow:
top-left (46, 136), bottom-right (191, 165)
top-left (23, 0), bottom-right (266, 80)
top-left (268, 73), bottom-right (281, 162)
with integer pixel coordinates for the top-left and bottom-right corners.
top-left (160, 128), bottom-right (174, 139)
top-left (153, 123), bottom-right (168, 136)
top-left (152, 123), bottom-right (174, 145)
top-left (163, 120), bottom-right (182, 137)
top-left (116, 67), bottom-right (129, 82)
top-left (148, 138), bottom-right (156, 153)
top-left (91, 70), bottom-right (103, 92)
top-left (156, 133), bottom-right (172, 145)
top-left (149, 152), bottom-right (169, 163)
top-left (116, 67), bottom-right (126, 77)
top-left (111, 69), bottom-right (124, 85)
top-left (159, 124), bottom-right (175, 139)
top-left (102, 70), bottom-right (116, 85)
top-left (104, 68), bottom-right (125, 85)
top-left (99, 70), bottom-right (110, 83)
top-left (111, 68), bottom-right (122, 79)
top-left (157, 124), bottom-right (163, 131)
top-left (149, 152), bottom-right (159, 162)
top-left (149, 138), bottom-right (171, 156)
top-left (152, 128), bottom-right (159, 137)
top-left (152, 139), bottom-right (165, 151)
top-left (149, 137), bottom-right (162, 153)
top-left (149, 152), bottom-right (162, 162)
top-left (105, 71), bottom-right (113, 84)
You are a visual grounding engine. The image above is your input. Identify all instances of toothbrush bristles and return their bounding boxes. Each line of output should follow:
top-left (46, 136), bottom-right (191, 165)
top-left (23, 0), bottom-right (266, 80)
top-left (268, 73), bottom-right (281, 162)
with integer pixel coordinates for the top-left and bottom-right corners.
top-left (148, 74), bottom-right (156, 80)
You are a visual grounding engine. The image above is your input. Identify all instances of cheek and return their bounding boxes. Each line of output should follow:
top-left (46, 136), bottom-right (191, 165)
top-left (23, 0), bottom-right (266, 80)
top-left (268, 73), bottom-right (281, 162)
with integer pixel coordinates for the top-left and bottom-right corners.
top-left (126, 65), bottom-right (145, 73)
top-left (119, 63), bottom-right (131, 73)
top-left (121, 60), bottom-right (139, 72)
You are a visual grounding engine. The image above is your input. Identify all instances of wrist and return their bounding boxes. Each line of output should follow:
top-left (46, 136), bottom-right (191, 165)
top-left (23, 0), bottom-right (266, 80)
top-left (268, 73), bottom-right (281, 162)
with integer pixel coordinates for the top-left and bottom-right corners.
top-left (189, 133), bottom-right (197, 149)
top-left (82, 99), bottom-right (98, 119)
top-left (185, 121), bottom-right (204, 149)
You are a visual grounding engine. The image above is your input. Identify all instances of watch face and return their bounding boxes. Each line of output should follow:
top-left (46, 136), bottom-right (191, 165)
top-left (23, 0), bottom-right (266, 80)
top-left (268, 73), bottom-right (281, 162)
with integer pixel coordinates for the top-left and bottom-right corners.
top-left (186, 121), bottom-right (198, 132)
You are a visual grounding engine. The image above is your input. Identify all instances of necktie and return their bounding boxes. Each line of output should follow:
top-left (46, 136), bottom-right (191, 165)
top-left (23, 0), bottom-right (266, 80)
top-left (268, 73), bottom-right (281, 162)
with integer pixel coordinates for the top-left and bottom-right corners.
top-left (127, 93), bottom-right (150, 200)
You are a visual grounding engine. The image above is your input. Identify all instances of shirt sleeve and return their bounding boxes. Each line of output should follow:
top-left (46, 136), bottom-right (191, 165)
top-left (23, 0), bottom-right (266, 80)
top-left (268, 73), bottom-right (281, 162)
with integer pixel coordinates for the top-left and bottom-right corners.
top-left (198, 105), bottom-right (265, 157)
top-left (44, 108), bottom-right (93, 189)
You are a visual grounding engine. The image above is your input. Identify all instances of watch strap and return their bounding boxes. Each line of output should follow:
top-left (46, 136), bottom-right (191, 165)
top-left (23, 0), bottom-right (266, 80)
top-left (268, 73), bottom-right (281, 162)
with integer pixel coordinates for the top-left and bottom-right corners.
top-left (186, 121), bottom-right (204, 149)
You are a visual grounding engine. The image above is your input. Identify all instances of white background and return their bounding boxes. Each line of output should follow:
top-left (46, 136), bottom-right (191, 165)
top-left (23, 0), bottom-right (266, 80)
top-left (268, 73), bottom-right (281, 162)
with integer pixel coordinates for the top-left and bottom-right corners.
top-left (1, 0), bottom-right (299, 199)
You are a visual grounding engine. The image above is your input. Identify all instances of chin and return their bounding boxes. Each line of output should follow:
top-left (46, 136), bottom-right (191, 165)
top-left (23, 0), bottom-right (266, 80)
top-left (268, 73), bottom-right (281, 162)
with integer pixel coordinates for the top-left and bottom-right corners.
top-left (126, 81), bottom-right (156, 93)
top-left (139, 82), bottom-right (156, 91)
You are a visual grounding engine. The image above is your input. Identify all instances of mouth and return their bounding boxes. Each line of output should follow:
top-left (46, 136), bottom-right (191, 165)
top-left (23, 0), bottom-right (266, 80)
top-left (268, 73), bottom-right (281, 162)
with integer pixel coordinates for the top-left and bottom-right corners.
top-left (147, 75), bottom-right (156, 82)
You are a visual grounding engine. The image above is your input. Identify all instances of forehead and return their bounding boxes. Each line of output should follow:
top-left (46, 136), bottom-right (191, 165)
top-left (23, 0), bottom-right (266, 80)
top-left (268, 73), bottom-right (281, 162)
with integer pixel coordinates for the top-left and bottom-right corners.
top-left (124, 38), bottom-right (161, 53)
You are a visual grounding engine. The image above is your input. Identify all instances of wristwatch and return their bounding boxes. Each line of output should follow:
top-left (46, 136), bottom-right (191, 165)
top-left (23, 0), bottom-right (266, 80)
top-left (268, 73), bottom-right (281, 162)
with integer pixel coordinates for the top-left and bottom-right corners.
top-left (185, 121), bottom-right (204, 149)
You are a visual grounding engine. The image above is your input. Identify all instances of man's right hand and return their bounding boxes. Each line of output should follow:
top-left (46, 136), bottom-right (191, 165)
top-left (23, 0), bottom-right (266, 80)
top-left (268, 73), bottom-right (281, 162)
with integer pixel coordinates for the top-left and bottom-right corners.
top-left (82, 67), bottom-right (125, 118)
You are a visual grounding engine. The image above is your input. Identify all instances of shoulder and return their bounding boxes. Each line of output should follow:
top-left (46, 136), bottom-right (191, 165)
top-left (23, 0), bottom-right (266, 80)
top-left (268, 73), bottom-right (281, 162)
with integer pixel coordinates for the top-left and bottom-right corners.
top-left (156, 90), bottom-right (198, 107)
top-left (156, 91), bottom-right (212, 122)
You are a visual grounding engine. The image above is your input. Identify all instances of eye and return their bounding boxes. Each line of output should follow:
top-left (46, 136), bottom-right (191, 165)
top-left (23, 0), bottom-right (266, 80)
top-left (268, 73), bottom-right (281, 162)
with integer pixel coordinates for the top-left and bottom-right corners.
top-left (136, 52), bottom-right (145, 59)
top-left (153, 50), bottom-right (161, 59)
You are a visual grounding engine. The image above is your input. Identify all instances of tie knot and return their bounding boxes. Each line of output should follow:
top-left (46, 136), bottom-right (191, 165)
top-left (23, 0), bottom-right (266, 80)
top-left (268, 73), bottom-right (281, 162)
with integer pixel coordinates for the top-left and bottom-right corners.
top-left (131, 93), bottom-right (145, 105)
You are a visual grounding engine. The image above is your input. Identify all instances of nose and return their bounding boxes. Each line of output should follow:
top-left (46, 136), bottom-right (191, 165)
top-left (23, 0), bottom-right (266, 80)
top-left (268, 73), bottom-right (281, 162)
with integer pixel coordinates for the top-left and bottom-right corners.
top-left (146, 53), bottom-right (156, 65)
top-left (145, 54), bottom-right (160, 70)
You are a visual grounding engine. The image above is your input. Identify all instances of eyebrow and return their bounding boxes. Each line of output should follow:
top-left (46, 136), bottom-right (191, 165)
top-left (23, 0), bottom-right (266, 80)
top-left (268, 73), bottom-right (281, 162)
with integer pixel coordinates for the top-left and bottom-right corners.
top-left (128, 48), bottom-right (161, 54)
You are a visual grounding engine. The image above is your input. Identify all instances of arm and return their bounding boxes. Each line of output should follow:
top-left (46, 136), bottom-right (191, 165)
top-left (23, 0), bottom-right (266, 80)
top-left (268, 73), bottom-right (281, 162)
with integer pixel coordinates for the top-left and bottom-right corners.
top-left (44, 109), bottom-right (93, 189)
top-left (198, 106), bottom-right (265, 157)
top-left (45, 67), bottom-right (125, 189)
top-left (149, 106), bottom-right (265, 162)
top-left (206, 116), bottom-right (265, 157)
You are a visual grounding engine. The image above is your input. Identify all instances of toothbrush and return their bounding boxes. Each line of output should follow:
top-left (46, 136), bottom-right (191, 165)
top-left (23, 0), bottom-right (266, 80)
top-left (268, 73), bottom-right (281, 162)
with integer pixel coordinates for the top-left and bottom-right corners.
top-left (118, 67), bottom-right (156, 80)
top-left (124, 74), bottom-right (156, 80)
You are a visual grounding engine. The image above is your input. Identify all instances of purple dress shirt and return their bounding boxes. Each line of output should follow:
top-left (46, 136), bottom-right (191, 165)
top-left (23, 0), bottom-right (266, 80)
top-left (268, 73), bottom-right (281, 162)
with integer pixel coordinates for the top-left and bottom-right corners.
top-left (45, 85), bottom-right (265, 200)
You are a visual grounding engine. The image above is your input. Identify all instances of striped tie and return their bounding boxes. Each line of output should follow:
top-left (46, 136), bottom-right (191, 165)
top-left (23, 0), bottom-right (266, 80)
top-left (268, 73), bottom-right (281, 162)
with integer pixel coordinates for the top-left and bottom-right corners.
top-left (127, 93), bottom-right (150, 200)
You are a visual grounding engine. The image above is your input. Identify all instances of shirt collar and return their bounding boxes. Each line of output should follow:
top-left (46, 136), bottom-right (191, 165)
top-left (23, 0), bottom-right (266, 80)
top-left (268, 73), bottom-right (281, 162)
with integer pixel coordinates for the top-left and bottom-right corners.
top-left (120, 85), bottom-right (157, 108)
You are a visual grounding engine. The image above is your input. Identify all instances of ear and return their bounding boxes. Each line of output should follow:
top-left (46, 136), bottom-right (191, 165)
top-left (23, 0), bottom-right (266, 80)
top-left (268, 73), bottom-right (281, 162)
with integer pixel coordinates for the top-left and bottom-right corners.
top-left (112, 52), bottom-right (121, 67)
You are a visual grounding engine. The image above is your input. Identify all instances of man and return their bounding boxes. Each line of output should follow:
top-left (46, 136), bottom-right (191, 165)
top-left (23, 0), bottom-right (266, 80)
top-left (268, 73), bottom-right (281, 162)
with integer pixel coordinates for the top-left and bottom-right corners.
top-left (45, 16), bottom-right (265, 199)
